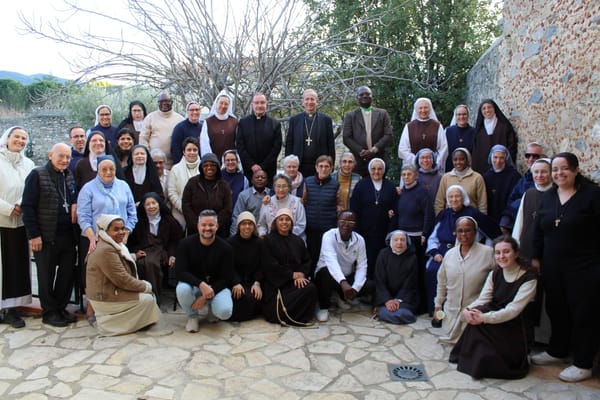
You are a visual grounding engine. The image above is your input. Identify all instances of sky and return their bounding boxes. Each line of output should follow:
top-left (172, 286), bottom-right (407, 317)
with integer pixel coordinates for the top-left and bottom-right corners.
top-left (0, 0), bottom-right (129, 79)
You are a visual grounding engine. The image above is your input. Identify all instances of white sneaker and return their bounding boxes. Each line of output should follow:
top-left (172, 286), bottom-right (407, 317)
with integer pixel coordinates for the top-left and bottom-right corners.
top-left (316, 309), bottom-right (329, 322)
top-left (559, 365), bottom-right (593, 382)
top-left (335, 295), bottom-right (351, 310)
top-left (185, 317), bottom-right (200, 333)
top-left (530, 351), bottom-right (567, 365)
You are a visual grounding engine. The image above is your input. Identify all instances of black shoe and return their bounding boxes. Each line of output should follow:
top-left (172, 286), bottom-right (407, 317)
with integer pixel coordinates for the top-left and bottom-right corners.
top-left (1, 309), bottom-right (26, 328)
top-left (42, 311), bottom-right (69, 327)
top-left (61, 310), bottom-right (77, 323)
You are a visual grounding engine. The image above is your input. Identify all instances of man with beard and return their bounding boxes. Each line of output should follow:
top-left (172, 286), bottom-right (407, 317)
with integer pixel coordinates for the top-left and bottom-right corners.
top-left (175, 209), bottom-right (234, 333)
top-left (140, 93), bottom-right (184, 168)
top-left (67, 126), bottom-right (86, 172)
top-left (343, 86), bottom-right (393, 176)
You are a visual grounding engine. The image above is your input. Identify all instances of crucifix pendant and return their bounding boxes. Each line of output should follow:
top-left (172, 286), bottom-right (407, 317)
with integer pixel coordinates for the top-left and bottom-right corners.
top-left (554, 218), bottom-right (560, 227)
top-left (422, 133), bottom-right (426, 140)
top-left (305, 137), bottom-right (312, 146)
top-left (63, 201), bottom-right (70, 213)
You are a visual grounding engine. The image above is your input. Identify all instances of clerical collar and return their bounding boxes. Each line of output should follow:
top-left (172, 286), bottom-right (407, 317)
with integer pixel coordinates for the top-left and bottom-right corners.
top-left (254, 113), bottom-right (265, 120)
top-left (360, 106), bottom-right (372, 112)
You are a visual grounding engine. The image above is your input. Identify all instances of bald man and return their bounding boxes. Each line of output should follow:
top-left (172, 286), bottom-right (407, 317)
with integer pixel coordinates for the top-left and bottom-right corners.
top-left (22, 143), bottom-right (79, 327)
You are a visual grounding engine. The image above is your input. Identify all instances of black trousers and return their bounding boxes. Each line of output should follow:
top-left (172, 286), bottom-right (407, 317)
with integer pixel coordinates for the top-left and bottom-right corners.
top-left (306, 228), bottom-right (326, 278)
top-left (315, 267), bottom-right (375, 309)
top-left (34, 234), bottom-right (76, 316)
top-left (543, 264), bottom-right (600, 369)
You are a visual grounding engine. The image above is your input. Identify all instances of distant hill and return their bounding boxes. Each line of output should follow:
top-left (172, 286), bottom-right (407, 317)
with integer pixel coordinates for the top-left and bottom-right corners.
top-left (0, 70), bottom-right (68, 85)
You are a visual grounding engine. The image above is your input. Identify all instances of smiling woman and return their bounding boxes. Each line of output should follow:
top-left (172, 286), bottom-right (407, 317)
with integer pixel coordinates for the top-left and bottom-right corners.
top-left (0, 126), bottom-right (35, 328)
top-left (86, 214), bottom-right (160, 336)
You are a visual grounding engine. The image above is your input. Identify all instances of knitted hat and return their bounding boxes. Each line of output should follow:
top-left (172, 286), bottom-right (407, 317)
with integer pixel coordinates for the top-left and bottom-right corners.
top-left (274, 207), bottom-right (294, 223)
top-left (237, 211), bottom-right (256, 226)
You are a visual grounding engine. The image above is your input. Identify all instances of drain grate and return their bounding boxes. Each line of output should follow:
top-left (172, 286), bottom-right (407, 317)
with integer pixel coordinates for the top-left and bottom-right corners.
top-left (388, 364), bottom-right (428, 381)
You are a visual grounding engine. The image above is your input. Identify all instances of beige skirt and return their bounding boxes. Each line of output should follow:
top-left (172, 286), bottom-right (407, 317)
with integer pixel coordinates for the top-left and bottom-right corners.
top-left (90, 293), bottom-right (160, 336)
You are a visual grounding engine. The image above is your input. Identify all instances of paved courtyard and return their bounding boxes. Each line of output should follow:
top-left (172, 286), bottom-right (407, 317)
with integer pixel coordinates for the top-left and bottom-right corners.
top-left (1, 299), bottom-right (599, 400)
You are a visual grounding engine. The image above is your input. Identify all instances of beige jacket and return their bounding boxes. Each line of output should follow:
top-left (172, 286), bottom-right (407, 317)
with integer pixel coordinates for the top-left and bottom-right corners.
top-left (86, 237), bottom-right (147, 303)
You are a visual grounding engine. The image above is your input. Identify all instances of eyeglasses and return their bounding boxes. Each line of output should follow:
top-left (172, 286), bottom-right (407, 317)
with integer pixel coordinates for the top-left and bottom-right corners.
top-left (339, 220), bottom-right (356, 226)
top-left (274, 184), bottom-right (288, 189)
top-left (456, 229), bottom-right (474, 234)
top-left (525, 153), bottom-right (541, 159)
top-left (99, 113), bottom-right (111, 116)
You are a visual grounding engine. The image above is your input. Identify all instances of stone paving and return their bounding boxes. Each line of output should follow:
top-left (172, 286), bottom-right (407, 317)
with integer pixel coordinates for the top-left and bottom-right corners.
top-left (1, 301), bottom-right (599, 400)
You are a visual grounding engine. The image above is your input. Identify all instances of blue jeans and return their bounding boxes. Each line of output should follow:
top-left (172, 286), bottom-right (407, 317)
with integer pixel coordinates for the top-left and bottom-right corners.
top-left (377, 305), bottom-right (417, 325)
top-left (176, 282), bottom-right (233, 320)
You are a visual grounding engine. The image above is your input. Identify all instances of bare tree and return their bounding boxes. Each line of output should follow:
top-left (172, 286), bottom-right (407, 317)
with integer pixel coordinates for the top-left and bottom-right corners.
top-left (19, 0), bottom-right (420, 119)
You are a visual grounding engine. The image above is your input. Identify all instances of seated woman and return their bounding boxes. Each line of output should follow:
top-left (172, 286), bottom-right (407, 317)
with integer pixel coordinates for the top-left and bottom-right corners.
top-left (257, 174), bottom-right (306, 241)
top-left (124, 144), bottom-right (164, 204)
top-left (433, 216), bottom-right (495, 344)
top-left (435, 147), bottom-right (487, 215)
top-left (262, 208), bottom-right (317, 325)
top-left (128, 192), bottom-right (183, 303)
top-left (221, 149), bottom-right (249, 207)
top-left (281, 154), bottom-right (304, 198)
top-left (424, 185), bottom-right (500, 315)
top-left (450, 235), bottom-right (537, 379)
top-left (228, 211), bottom-right (263, 322)
top-left (374, 230), bottom-right (419, 324)
top-left (86, 214), bottom-right (160, 336)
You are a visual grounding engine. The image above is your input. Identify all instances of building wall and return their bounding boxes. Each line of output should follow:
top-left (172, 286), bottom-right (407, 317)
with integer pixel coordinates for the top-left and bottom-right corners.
top-left (0, 110), bottom-right (78, 166)
top-left (467, 0), bottom-right (600, 179)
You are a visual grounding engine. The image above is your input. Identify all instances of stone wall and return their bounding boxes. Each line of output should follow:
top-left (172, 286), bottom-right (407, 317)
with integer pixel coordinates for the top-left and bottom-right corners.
top-left (0, 110), bottom-right (78, 166)
top-left (467, 0), bottom-right (600, 180)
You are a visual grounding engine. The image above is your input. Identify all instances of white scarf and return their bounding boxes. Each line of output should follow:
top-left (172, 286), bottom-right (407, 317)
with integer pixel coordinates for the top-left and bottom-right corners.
top-left (484, 116), bottom-right (497, 135)
top-left (133, 120), bottom-right (144, 132)
top-left (0, 147), bottom-right (23, 167)
top-left (89, 153), bottom-right (99, 171)
top-left (98, 230), bottom-right (137, 268)
top-left (148, 213), bottom-right (161, 236)
top-left (132, 164), bottom-right (146, 185)
top-left (185, 159), bottom-right (200, 179)
top-left (214, 113), bottom-right (228, 121)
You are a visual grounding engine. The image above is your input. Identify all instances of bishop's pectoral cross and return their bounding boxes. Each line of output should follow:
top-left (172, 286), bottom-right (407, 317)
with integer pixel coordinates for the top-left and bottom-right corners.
top-left (63, 201), bottom-right (70, 214)
top-left (305, 136), bottom-right (312, 146)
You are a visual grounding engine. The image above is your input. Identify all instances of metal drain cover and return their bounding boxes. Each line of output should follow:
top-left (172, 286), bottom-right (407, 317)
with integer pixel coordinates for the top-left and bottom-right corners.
top-left (388, 364), bottom-right (428, 381)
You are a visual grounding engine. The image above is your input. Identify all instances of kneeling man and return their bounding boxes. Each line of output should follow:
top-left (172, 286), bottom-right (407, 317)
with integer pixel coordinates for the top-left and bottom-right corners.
top-left (175, 209), bottom-right (234, 332)
top-left (314, 210), bottom-right (374, 322)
